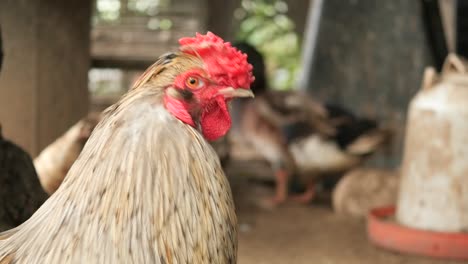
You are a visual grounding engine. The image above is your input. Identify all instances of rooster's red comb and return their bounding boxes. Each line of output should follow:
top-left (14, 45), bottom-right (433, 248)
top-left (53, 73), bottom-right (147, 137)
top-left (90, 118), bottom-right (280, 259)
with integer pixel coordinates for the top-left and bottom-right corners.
top-left (179, 32), bottom-right (254, 89)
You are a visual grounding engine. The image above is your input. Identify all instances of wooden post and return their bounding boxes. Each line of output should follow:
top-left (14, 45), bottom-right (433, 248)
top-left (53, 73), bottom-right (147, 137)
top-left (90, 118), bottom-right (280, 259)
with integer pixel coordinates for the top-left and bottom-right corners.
top-left (0, 0), bottom-right (92, 156)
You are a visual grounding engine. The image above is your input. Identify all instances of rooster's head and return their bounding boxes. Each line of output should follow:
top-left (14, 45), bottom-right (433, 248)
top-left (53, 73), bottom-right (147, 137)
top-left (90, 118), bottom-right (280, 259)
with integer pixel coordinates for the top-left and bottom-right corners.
top-left (132, 32), bottom-right (254, 141)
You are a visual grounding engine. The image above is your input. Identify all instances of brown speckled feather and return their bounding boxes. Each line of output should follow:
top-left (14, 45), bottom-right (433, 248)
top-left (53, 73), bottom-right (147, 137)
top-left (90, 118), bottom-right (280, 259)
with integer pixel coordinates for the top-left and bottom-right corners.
top-left (0, 52), bottom-right (237, 263)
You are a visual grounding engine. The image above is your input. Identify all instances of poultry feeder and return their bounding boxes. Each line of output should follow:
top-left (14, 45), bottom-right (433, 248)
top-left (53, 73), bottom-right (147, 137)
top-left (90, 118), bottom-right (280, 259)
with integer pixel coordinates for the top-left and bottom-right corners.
top-left (367, 54), bottom-right (468, 260)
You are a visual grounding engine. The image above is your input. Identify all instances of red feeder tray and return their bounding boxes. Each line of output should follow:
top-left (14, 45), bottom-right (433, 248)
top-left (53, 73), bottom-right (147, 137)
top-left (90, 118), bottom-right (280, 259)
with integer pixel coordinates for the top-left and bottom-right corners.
top-left (367, 206), bottom-right (468, 261)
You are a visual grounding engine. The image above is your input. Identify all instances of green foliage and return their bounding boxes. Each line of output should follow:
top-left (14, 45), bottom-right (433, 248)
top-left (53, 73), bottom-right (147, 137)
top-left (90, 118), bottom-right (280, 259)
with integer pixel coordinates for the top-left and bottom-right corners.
top-left (94, 0), bottom-right (121, 24)
top-left (235, 0), bottom-right (301, 90)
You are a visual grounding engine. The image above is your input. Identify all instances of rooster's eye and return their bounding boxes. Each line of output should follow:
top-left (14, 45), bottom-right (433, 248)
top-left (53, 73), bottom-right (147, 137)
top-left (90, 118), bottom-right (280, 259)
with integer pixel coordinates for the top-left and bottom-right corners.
top-left (186, 77), bottom-right (203, 89)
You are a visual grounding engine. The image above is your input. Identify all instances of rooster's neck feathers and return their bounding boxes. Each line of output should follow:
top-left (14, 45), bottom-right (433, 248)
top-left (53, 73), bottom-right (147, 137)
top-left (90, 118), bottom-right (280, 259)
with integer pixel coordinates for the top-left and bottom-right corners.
top-left (131, 52), bottom-right (178, 90)
top-left (131, 52), bottom-right (203, 91)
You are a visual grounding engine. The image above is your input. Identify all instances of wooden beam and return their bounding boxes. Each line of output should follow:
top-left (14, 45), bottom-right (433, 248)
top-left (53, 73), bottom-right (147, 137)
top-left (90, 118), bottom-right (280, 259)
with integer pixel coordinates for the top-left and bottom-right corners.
top-left (0, 0), bottom-right (92, 156)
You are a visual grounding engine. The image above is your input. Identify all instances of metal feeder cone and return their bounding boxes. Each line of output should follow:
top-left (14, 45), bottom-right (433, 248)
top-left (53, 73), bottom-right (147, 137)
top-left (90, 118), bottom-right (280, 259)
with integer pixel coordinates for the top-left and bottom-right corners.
top-left (367, 54), bottom-right (468, 261)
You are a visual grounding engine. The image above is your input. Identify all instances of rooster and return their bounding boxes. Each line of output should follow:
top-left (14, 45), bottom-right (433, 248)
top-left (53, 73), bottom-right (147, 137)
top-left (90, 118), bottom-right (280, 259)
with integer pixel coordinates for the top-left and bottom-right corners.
top-left (0, 32), bottom-right (254, 263)
top-left (232, 42), bottom-right (391, 206)
top-left (34, 112), bottom-right (102, 195)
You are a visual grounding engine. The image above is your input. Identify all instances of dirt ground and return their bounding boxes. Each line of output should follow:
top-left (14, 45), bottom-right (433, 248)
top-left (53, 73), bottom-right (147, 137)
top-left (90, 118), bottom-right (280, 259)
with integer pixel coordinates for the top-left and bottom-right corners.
top-left (226, 166), bottom-right (462, 264)
top-left (236, 204), bottom-right (462, 264)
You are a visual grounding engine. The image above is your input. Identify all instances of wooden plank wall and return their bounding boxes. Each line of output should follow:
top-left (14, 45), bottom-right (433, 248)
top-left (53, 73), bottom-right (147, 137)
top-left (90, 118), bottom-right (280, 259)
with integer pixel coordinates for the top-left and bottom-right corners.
top-left (91, 0), bottom-right (207, 67)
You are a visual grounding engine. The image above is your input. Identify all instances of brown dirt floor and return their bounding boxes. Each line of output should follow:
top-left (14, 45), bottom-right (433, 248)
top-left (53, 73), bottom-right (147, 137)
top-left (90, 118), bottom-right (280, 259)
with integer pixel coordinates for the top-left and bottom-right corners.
top-left (228, 169), bottom-right (463, 264)
top-left (237, 205), bottom-right (462, 264)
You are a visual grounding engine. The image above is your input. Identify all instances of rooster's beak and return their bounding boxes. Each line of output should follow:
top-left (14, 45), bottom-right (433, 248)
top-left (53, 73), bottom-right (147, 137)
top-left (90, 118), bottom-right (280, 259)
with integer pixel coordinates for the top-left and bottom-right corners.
top-left (217, 87), bottom-right (255, 98)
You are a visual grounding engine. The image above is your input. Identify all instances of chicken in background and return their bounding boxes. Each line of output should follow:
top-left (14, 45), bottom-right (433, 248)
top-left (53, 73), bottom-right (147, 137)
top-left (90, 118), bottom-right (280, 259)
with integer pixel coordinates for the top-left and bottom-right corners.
top-left (332, 167), bottom-right (400, 218)
top-left (231, 42), bottom-right (392, 206)
top-left (0, 32), bottom-right (253, 263)
top-left (34, 112), bottom-right (102, 195)
top-left (0, 126), bottom-right (49, 231)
